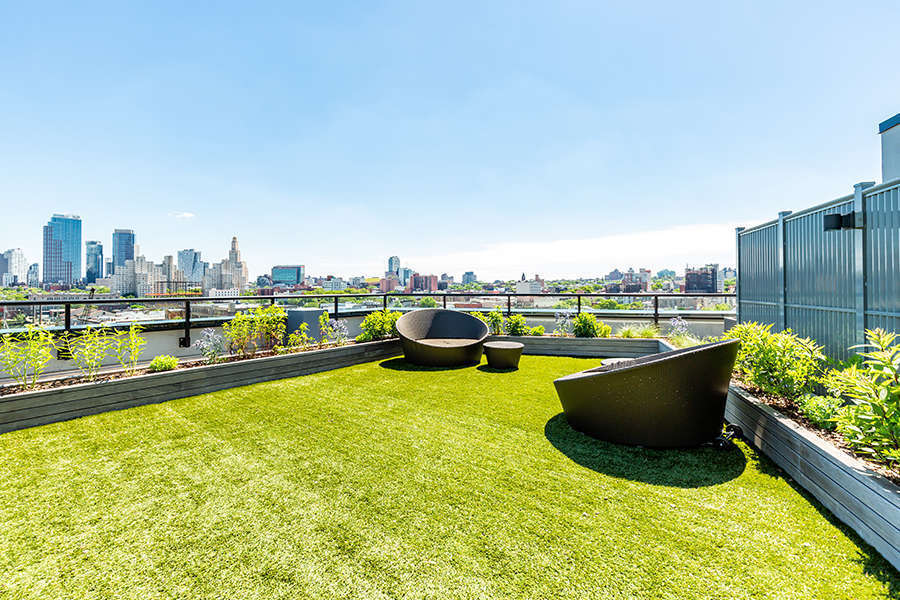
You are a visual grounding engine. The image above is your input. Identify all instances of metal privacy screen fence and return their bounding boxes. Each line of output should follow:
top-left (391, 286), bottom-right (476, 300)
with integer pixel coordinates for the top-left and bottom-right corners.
top-left (736, 179), bottom-right (900, 359)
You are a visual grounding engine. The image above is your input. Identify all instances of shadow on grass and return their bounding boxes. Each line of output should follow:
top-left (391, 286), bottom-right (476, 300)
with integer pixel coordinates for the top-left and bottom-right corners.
top-left (544, 413), bottom-right (746, 488)
top-left (378, 358), bottom-right (475, 372)
top-left (476, 365), bottom-right (518, 374)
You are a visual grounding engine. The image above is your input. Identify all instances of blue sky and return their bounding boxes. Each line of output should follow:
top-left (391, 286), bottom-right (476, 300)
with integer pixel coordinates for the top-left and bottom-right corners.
top-left (2, 1), bottom-right (899, 280)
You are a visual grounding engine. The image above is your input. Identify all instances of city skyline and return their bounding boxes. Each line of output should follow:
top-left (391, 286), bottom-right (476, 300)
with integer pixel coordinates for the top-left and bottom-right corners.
top-left (2, 3), bottom-right (899, 281)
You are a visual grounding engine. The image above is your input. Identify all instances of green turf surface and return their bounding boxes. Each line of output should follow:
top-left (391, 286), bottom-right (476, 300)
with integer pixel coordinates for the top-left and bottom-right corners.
top-left (1, 355), bottom-right (897, 599)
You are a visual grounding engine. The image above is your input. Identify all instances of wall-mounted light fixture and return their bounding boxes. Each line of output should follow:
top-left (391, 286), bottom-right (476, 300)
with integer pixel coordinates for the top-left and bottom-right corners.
top-left (823, 212), bottom-right (858, 231)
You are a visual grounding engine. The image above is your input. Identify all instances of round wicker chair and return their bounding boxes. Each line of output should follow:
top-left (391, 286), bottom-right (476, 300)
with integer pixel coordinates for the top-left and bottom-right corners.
top-left (396, 309), bottom-right (489, 366)
top-left (553, 339), bottom-right (740, 448)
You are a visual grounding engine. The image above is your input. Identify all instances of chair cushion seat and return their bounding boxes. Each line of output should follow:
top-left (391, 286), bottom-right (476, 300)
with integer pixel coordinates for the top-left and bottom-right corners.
top-left (415, 338), bottom-right (481, 348)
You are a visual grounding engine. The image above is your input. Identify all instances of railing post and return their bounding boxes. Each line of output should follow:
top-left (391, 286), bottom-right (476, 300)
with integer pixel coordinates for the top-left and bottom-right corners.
top-left (853, 181), bottom-right (875, 347)
top-left (577, 295), bottom-right (581, 315)
top-left (653, 295), bottom-right (659, 325)
top-left (507, 295), bottom-right (511, 317)
top-left (735, 226), bottom-right (745, 323)
top-left (64, 303), bottom-right (71, 332)
top-left (333, 296), bottom-right (339, 318)
top-left (442, 295), bottom-right (447, 309)
top-left (179, 300), bottom-right (191, 347)
top-left (776, 210), bottom-right (792, 332)
top-left (383, 294), bottom-right (388, 310)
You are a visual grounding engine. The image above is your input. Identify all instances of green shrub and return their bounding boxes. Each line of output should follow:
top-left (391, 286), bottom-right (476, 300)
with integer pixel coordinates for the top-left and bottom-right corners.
top-left (826, 328), bottom-right (900, 468)
top-left (528, 325), bottom-right (545, 336)
top-left (722, 322), bottom-right (823, 399)
top-left (356, 310), bottom-right (401, 342)
top-left (0, 325), bottom-right (57, 389)
top-left (572, 313), bottom-right (611, 338)
top-left (148, 355), bottom-right (178, 372)
top-left (223, 310), bottom-right (258, 357)
top-left (485, 308), bottom-right (505, 335)
top-left (281, 322), bottom-right (313, 353)
top-left (504, 314), bottom-right (528, 336)
top-left (796, 394), bottom-right (843, 431)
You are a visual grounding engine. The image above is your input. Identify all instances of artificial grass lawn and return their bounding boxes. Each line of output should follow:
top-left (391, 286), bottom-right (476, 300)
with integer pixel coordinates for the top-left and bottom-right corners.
top-left (0, 356), bottom-right (897, 599)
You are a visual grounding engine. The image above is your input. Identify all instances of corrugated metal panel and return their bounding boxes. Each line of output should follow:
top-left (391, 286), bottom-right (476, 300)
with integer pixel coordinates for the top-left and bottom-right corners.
top-left (737, 183), bottom-right (899, 360)
top-left (864, 182), bottom-right (900, 339)
top-left (737, 223), bottom-right (779, 328)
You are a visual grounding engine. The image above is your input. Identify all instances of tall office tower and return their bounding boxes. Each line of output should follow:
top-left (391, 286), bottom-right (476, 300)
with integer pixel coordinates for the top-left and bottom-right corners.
top-left (26, 263), bottom-right (39, 287)
top-left (178, 249), bottom-right (205, 283)
top-left (111, 229), bottom-right (135, 274)
top-left (1, 248), bottom-right (28, 284)
top-left (388, 255), bottom-right (400, 275)
top-left (85, 241), bottom-right (103, 284)
top-left (462, 271), bottom-right (477, 285)
top-left (104, 258), bottom-right (113, 277)
top-left (42, 214), bottom-right (82, 284)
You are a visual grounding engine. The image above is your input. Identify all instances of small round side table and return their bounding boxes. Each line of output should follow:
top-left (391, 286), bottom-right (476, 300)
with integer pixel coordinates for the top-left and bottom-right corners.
top-left (483, 341), bottom-right (525, 369)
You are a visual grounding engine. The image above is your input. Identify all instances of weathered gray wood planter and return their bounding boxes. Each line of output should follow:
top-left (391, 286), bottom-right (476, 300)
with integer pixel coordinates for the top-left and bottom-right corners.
top-left (725, 386), bottom-right (900, 571)
top-left (488, 335), bottom-right (669, 358)
top-left (0, 339), bottom-right (401, 435)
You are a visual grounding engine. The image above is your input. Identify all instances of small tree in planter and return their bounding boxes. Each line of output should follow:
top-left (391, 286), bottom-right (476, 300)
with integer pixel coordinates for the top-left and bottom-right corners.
top-left (0, 325), bottom-right (56, 389)
top-left (572, 313), bottom-right (611, 338)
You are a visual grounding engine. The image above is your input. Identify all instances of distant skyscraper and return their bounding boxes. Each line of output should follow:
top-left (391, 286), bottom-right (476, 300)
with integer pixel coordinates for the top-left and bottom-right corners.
top-left (177, 249), bottom-right (205, 283)
top-left (271, 265), bottom-right (305, 286)
top-left (397, 267), bottom-right (413, 286)
top-left (388, 256), bottom-right (400, 275)
top-left (43, 214), bottom-right (82, 284)
top-left (85, 241), bottom-right (103, 284)
top-left (111, 229), bottom-right (135, 274)
top-left (685, 264), bottom-right (719, 293)
top-left (462, 271), bottom-right (477, 285)
top-left (1, 248), bottom-right (28, 284)
top-left (26, 263), bottom-right (39, 287)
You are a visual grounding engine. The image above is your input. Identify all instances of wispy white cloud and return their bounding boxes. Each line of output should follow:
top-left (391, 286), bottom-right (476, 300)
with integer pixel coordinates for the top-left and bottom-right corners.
top-left (169, 211), bottom-right (195, 220)
top-left (402, 223), bottom-right (740, 281)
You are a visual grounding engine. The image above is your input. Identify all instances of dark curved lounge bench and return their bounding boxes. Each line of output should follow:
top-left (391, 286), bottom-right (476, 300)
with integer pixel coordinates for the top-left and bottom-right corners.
top-left (553, 339), bottom-right (740, 448)
top-left (396, 309), bottom-right (489, 366)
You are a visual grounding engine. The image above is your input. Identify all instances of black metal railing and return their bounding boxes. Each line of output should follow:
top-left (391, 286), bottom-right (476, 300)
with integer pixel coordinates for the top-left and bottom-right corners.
top-left (0, 291), bottom-right (736, 346)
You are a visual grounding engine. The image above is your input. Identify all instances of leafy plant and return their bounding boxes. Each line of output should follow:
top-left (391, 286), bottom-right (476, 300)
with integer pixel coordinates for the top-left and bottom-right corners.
top-left (148, 355), bottom-right (178, 372)
top-left (193, 328), bottom-right (226, 364)
top-left (223, 310), bottom-right (258, 357)
top-left (113, 323), bottom-right (146, 375)
top-left (256, 304), bottom-right (287, 350)
top-left (796, 394), bottom-right (843, 431)
top-left (722, 322), bottom-right (824, 399)
top-left (318, 311), bottom-right (335, 347)
top-left (826, 328), bottom-right (900, 467)
top-left (67, 326), bottom-right (117, 381)
top-left (485, 308), bottom-right (505, 335)
top-left (553, 311), bottom-right (573, 337)
top-left (528, 325), bottom-right (545, 336)
top-left (281, 322), bottom-right (313, 353)
top-left (357, 310), bottom-right (401, 342)
top-left (0, 325), bottom-right (57, 389)
top-left (504, 314), bottom-right (528, 336)
top-left (572, 313), bottom-right (611, 338)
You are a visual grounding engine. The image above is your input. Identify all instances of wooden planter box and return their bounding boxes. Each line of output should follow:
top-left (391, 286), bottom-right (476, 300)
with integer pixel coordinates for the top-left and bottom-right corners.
top-left (0, 340), bottom-right (401, 435)
top-left (725, 386), bottom-right (900, 570)
top-left (488, 335), bottom-right (670, 358)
